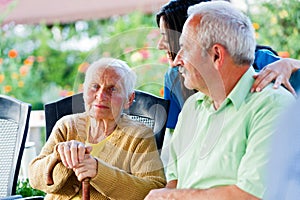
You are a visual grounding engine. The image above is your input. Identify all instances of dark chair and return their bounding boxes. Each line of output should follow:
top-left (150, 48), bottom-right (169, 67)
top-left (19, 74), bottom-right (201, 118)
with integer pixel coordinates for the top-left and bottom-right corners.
top-left (44, 90), bottom-right (169, 150)
top-left (0, 95), bottom-right (31, 198)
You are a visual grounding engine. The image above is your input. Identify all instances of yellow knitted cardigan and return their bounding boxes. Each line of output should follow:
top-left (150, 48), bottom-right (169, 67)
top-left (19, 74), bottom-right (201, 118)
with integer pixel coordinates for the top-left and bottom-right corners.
top-left (28, 113), bottom-right (166, 200)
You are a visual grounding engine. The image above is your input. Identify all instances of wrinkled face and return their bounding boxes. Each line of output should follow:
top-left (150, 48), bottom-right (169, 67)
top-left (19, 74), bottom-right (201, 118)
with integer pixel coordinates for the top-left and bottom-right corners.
top-left (174, 16), bottom-right (211, 91)
top-left (157, 17), bottom-right (176, 67)
top-left (84, 67), bottom-right (129, 121)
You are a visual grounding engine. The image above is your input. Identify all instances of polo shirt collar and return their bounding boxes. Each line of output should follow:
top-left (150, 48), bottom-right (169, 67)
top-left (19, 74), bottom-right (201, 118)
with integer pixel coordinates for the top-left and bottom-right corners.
top-left (227, 67), bottom-right (255, 110)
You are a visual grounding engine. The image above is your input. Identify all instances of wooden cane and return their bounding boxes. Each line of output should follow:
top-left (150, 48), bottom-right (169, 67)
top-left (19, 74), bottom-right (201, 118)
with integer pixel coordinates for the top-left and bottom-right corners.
top-left (82, 178), bottom-right (91, 200)
top-left (46, 154), bottom-right (91, 200)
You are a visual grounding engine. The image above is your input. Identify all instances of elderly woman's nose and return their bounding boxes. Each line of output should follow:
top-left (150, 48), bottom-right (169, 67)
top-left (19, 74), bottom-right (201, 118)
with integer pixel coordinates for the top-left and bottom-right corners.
top-left (95, 89), bottom-right (108, 100)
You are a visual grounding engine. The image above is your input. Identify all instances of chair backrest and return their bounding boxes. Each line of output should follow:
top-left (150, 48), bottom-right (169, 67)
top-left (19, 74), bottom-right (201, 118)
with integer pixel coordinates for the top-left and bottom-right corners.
top-left (44, 90), bottom-right (169, 150)
top-left (0, 95), bottom-right (31, 197)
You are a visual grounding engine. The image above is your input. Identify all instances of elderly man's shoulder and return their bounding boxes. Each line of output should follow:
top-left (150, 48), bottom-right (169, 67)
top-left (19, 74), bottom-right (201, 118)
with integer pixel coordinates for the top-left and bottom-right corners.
top-left (242, 85), bottom-right (296, 118)
top-left (249, 84), bottom-right (295, 105)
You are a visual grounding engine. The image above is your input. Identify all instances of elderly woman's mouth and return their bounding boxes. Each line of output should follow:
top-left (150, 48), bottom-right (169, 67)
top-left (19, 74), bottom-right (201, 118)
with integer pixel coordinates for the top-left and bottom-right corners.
top-left (94, 104), bottom-right (109, 109)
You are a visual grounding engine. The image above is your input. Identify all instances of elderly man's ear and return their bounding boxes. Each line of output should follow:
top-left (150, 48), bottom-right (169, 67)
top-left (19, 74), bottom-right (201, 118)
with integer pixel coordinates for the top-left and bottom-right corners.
top-left (211, 44), bottom-right (226, 70)
top-left (125, 92), bottom-right (135, 109)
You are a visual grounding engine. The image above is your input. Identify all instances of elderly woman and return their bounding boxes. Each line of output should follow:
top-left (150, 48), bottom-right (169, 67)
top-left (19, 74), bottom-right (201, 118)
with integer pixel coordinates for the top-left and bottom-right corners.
top-left (28, 58), bottom-right (166, 199)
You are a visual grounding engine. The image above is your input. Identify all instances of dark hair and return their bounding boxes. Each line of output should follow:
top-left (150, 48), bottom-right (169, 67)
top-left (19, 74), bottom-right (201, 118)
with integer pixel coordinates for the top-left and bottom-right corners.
top-left (156, 0), bottom-right (210, 100)
top-left (156, 0), bottom-right (210, 60)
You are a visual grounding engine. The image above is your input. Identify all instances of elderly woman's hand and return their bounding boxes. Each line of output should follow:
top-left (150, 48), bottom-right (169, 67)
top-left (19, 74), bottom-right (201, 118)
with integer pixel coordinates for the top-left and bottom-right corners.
top-left (73, 154), bottom-right (98, 181)
top-left (57, 140), bottom-right (97, 181)
top-left (57, 140), bottom-right (92, 169)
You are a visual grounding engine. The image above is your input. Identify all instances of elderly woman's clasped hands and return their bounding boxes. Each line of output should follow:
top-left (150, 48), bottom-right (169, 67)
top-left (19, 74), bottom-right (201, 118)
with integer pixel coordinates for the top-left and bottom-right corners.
top-left (57, 140), bottom-right (96, 182)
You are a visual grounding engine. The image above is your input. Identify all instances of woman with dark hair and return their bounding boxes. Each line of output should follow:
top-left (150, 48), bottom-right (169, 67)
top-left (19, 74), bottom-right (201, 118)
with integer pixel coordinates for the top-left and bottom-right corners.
top-left (156, 0), bottom-right (300, 166)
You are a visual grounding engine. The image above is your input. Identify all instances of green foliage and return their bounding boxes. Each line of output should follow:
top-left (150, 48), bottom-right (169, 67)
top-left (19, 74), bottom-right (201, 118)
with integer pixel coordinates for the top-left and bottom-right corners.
top-left (5, 1), bottom-right (299, 107)
top-left (251, 0), bottom-right (300, 59)
top-left (0, 23), bottom-right (89, 108)
top-left (0, 12), bottom-right (167, 107)
top-left (78, 12), bottom-right (167, 95)
top-left (16, 178), bottom-right (46, 197)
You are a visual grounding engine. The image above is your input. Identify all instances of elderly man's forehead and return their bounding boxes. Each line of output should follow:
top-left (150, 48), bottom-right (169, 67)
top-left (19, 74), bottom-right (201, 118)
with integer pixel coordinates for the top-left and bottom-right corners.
top-left (187, 14), bottom-right (202, 27)
top-left (180, 15), bottom-right (201, 41)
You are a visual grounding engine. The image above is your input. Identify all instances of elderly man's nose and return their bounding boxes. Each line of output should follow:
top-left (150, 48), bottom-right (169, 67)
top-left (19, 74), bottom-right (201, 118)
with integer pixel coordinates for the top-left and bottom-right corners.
top-left (174, 52), bottom-right (183, 66)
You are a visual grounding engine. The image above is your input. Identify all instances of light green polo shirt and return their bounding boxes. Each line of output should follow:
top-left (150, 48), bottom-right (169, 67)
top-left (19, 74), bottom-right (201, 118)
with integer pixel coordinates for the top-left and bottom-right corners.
top-left (167, 67), bottom-right (294, 198)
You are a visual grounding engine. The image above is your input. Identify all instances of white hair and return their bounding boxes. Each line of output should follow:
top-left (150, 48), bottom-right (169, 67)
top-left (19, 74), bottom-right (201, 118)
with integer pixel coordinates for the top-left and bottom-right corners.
top-left (188, 1), bottom-right (256, 65)
top-left (83, 57), bottom-right (136, 98)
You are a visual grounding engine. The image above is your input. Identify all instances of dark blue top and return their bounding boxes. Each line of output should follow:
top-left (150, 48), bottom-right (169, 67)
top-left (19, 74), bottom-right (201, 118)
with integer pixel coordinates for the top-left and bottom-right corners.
top-left (253, 49), bottom-right (280, 71)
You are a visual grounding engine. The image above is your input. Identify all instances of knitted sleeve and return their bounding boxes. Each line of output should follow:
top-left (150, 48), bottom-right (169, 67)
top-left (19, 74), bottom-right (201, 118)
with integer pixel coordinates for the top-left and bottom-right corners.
top-left (28, 114), bottom-right (85, 197)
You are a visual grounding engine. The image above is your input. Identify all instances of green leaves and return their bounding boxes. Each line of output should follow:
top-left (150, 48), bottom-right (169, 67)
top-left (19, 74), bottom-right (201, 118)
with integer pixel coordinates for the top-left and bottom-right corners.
top-left (252, 0), bottom-right (300, 59)
top-left (16, 179), bottom-right (46, 197)
top-left (0, 12), bottom-right (167, 106)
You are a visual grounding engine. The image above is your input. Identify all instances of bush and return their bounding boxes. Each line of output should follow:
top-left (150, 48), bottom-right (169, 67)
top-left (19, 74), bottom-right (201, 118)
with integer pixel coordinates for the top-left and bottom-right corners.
top-left (251, 0), bottom-right (300, 59)
top-left (16, 178), bottom-right (46, 197)
top-left (0, 12), bottom-right (167, 107)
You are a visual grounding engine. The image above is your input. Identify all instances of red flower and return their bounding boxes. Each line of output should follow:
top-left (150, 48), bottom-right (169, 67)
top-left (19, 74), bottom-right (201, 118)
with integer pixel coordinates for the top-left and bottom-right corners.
top-left (159, 55), bottom-right (168, 64)
top-left (278, 51), bottom-right (290, 58)
top-left (8, 49), bottom-right (18, 58)
top-left (159, 87), bottom-right (164, 97)
top-left (0, 74), bottom-right (5, 83)
top-left (19, 65), bottom-right (30, 76)
top-left (4, 85), bottom-right (12, 93)
top-left (139, 49), bottom-right (150, 59)
top-left (78, 62), bottom-right (90, 73)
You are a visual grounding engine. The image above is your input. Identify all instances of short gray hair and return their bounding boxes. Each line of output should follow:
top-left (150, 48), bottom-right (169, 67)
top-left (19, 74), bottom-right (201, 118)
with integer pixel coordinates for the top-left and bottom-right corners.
top-left (83, 57), bottom-right (136, 98)
top-left (188, 1), bottom-right (256, 65)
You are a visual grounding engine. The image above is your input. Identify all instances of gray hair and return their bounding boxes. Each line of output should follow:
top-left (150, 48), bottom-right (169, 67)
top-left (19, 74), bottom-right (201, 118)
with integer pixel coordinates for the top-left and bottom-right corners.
top-left (188, 1), bottom-right (256, 65)
top-left (83, 57), bottom-right (136, 98)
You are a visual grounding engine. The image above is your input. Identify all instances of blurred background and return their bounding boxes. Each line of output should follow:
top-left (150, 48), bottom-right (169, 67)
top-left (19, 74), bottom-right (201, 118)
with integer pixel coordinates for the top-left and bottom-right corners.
top-left (1, 0), bottom-right (299, 195)
top-left (0, 0), bottom-right (299, 109)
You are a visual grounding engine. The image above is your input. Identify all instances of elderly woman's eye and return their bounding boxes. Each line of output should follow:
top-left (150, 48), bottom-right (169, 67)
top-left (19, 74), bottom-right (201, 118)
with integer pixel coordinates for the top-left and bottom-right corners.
top-left (110, 87), bottom-right (118, 92)
top-left (91, 84), bottom-right (99, 91)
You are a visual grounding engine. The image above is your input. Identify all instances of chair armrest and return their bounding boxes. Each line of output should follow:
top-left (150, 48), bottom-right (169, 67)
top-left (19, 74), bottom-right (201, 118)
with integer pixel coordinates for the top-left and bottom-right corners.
top-left (0, 195), bottom-right (22, 200)
top-left (18, 197), bottom-right (44, 200)
top-left (0, 196), bottom-right (44, 200)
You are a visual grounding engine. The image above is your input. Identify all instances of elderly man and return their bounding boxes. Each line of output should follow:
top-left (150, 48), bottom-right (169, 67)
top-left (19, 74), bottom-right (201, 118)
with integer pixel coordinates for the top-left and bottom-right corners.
top-left (145, 1), bottom-right (294, 200)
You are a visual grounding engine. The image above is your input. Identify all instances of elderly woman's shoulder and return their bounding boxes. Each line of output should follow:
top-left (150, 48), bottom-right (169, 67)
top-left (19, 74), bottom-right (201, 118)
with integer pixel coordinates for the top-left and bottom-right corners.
top-left (56, 112), bottom-right (88, 127)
